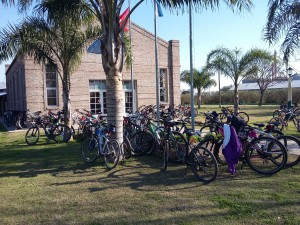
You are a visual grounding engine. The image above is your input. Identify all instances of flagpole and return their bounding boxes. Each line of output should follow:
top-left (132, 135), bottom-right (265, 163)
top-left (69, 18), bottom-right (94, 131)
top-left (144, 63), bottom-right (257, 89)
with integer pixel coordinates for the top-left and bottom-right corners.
top-left (129, 0), bottom-right (135, 113)
top-left (154, 1), bottom-right (160, 124)
top-left (189, 3), bottom-right (195, 130)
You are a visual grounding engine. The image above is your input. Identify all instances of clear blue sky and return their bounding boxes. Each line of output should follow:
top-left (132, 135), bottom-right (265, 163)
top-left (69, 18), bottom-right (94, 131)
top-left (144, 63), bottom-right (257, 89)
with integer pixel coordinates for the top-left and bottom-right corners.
top-left (0, 0), bottom-right (284, 90)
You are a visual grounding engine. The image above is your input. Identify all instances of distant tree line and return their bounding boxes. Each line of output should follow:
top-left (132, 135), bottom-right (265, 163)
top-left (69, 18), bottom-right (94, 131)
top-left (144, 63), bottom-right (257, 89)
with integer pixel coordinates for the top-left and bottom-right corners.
top-left (181, 88), bottom-right (300, 106)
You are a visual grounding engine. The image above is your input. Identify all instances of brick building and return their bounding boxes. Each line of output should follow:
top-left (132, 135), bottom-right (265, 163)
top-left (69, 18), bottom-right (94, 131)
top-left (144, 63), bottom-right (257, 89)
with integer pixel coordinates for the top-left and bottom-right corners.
top-left (0, 81), bottom-right (6, 116)
top-left (5, 23), bottom-right (180, 114)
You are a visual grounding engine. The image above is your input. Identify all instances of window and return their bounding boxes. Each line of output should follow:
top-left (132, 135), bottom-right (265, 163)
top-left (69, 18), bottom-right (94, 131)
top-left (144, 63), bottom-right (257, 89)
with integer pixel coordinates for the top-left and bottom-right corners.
top-left (159, 68), bottom-right (168, 102)
top-left (89, 80), bottom-right (135, 114)
top-left (123, 81), bottom-right (134, 113)
top-left (89, 80), bottom-right (106, 114)
top-left (90, 91), bottom-right (101, 114)
top-left (45, 64), bottom-right (58, 106)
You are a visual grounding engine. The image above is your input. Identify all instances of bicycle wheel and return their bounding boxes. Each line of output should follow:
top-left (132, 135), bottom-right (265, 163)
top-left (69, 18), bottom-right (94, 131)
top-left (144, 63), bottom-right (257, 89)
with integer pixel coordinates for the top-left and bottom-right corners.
top-left (237, 112), bottom-right (249, 123)
top-left (121, 136), bottom-right (132, 160)
top-left (218, 113), bottom-right (227, 123)
top-left (169, 131), bottom-right (188, 163)
top-left (245, 136), bottom-right (287, 175)
top-left (104, 139), bottom-right (120, 169)
top-left (294, 109), bottom-right (300, 120)
top-left (199, 125), bottom-right (217, 138)
top-left (52, 124), bottom-right (72, 143)
top-left (81, 137), bottom-right (99, 163)
top-left (25, 126), bottom-right (40, 145)
top-left (264, 128), bottom-right (283, 138)
top-left (272, 110), bottom-right (281, 118)
top-left (3, 116), bottom-right (8, 126)
top-left (130, 130), bottom-right (155, 156)
top-left (70, 125), bottom-right (76, 137)
top-left (188, 146), bottom-right (218, 183)
top-left (269, 117), bottom-right (284, 131)
top-left (276, 135), bottom-right (300, 168)
top-left (198, 137), bottom-right (226, 165)
top-left (174, 109), bottom-right (183, 119)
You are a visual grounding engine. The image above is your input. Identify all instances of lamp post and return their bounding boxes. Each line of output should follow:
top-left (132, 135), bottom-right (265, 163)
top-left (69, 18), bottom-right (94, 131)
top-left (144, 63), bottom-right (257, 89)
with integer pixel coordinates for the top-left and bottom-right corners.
top-left (287, 67), bottom-right (293, 109)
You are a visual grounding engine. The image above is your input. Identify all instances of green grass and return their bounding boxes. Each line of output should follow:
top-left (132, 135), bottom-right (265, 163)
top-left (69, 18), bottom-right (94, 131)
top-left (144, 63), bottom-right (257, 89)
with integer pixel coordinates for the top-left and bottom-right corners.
top-left (1, 106), bottom-right (300, 225)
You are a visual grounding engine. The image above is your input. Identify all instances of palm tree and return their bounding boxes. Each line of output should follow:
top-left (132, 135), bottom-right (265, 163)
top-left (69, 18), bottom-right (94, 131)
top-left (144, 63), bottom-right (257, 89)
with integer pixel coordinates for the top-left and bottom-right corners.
top-left (0, 0), bottom-right (98, 126)
top-left (206, 47), bottom-right (273, 114)
top-left (264, 0), bottom-right (300, 62)
top-left (181, 68), bottom-right (216, 109)
top-left (0, 0), bottom-right (254, 144)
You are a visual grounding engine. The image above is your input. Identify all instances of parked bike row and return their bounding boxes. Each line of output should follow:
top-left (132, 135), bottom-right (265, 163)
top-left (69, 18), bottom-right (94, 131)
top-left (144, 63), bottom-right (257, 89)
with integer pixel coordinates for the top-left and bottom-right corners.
top-left (25, 109), bottom-right (73, 145)
top-left (269, 103), bottom-right (300, 131)
top-left (6, 103), bottom-right (299, 184)
top-left (1, 110), bottom-right (29, 129)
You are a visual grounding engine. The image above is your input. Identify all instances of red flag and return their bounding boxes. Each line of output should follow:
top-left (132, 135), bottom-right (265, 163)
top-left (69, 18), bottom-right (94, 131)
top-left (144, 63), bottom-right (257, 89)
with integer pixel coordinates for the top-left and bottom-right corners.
top-left (119, 7), bottom-right (130, 32)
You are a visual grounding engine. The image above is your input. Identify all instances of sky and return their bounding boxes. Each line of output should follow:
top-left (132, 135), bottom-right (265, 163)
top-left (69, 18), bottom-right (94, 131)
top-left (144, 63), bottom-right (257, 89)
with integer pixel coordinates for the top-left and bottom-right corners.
top-left (0, 0), bottom-right (290, 91)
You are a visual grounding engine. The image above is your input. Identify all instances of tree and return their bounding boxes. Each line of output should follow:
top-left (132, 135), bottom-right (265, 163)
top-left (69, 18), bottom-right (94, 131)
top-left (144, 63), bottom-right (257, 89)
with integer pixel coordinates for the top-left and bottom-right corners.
top-left (248, 55), bottom-right (285, 106)
top-left (180, 68), bottom-right (216, 109)
top-left (264, 0), bottom-right (300, 62)
top-left (206, 47), bottom-right (273, 114)
top-left (0, 0), bottom-right (98, 126)
top-left (1, 0), bottom-right (254, 144)
top-left (221, 85), bottom-right (233, 91)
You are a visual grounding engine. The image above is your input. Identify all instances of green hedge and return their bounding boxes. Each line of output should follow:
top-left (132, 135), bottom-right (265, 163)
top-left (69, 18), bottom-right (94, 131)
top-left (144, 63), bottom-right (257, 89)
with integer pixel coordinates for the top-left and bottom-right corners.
top-left (181, 88), bottom-right (300, 105)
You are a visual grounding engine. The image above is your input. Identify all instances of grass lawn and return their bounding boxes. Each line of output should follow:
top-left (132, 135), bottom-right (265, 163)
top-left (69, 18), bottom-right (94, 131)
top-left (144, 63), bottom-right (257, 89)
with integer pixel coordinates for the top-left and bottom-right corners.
top-left (0, 106), bottom-right (300, 225)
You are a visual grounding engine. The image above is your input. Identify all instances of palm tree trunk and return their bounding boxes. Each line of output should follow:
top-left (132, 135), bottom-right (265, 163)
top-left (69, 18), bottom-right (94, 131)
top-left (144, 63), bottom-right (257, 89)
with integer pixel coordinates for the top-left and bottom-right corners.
top-left (234, 85), bottom-right (239, 115)
top-left (62, 69), bottom-right (71, 128)
top-left (106, 69), bottom-right (124, 145)
top-left (197, 88), bottom-right (201, 109)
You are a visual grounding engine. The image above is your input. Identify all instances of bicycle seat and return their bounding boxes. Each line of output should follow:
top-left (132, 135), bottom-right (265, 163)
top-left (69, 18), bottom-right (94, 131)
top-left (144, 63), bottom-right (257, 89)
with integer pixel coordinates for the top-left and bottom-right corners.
top-left (269, 121), bottom-right (281, 126)
top-left (253, 123), bottom-right (265, 128)
top-left (165, 121), bottom-right (176, 127)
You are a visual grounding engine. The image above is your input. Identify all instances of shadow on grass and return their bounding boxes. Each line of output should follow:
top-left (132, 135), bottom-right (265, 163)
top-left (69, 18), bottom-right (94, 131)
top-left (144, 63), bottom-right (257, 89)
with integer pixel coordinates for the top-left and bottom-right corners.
top-left (0, 122), bottom-right (7, 132)
top-left (1, 131), bottom-right (299, 192)
top-left (0, 138), bottom-right (98, 178)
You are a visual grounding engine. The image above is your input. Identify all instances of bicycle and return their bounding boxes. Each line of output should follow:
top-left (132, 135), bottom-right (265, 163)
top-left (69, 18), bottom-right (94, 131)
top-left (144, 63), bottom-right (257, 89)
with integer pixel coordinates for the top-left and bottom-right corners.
top-left (275, 135), bottom-right (300, 168)
top-left (159, 114), bottom-right (218, 183)
top-left (272, 102), bottom-right (300, 118)
top-left (174, 104), bottom-right (198, 119)
top-left (198, 111), bottom-right (221, 138)
top-left (81, 122), bottom-right (121, 169)
top-left (269, 106), bottom-right (300, 131)
top-left (198, 115), bottom-right (288, 175)
top-left (218, 106), bottom-right (249, 123)
top-left (241, 122), bottom-right (300, 169)
top-left (25, 116), bottom-right (72, 145)
top-left (3, 111), bottom-right (15, 127)
top-left (46, 109), bottom-right (76, 136)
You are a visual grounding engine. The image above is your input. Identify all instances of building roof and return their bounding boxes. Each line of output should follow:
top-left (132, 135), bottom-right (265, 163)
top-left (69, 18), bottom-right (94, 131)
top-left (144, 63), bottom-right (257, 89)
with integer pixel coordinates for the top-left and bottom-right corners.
top-left (232, 74), bottom-right (300, 91)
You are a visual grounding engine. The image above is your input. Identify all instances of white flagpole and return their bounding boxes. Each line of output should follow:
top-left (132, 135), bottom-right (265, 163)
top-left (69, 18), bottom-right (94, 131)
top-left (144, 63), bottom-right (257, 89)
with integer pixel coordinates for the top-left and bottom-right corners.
top-left (129, 0), bottom-right (135, 113)
top-left (154, 1), bottom-right (160, 124)
top-left (189, 3), bottom-right (195, 130)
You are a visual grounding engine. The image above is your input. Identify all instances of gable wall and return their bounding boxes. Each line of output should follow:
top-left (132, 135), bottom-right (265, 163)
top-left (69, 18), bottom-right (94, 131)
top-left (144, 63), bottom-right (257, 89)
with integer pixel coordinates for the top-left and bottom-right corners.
top-left (6, 23), bottom-right (180, 113)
